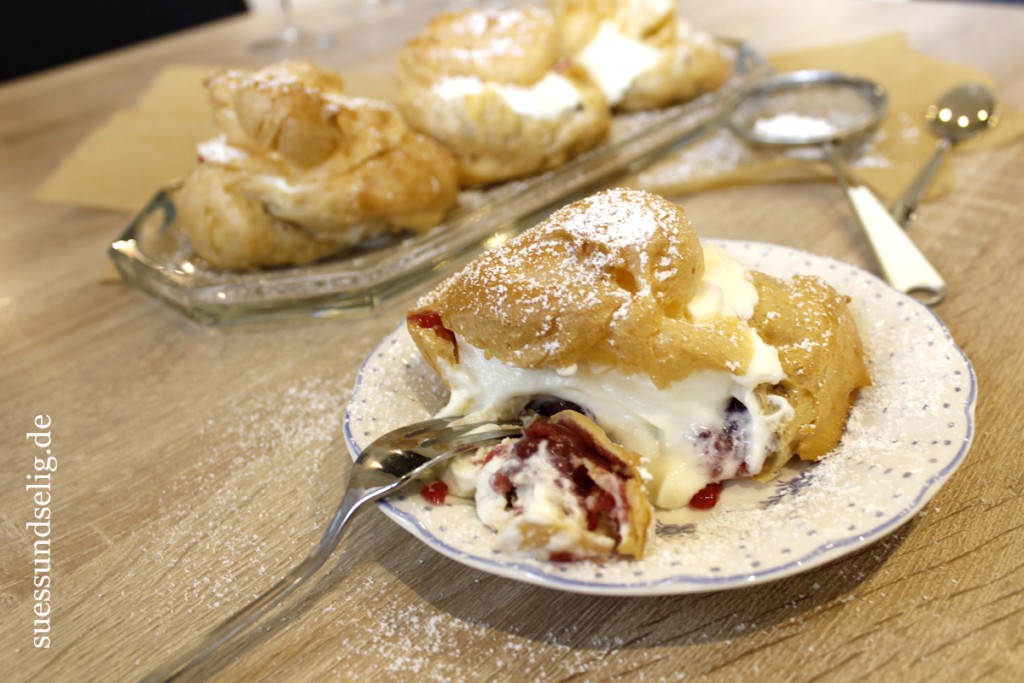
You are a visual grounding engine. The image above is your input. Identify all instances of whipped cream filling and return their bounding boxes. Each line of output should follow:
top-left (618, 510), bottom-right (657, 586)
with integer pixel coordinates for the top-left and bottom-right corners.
top-left (440, 348), bottom-right (788, 509)
top-left (687, 243), bottom-right (760, 323)
top-left (437, 244), bottom-right (792, 510)
top-left (574, 21), bottom-right (660, 106)
top-left (432, 72), bottom-right (582, 120)
top-left (475, 440), bottom-right (612, 558)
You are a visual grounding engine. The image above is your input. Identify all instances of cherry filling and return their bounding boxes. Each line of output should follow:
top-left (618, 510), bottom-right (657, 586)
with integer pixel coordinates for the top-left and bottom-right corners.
top-left (490, 468), bottom-right (516, 508)
top-left (549, 551), bottom-right (577, 563)
top-left (688, 482), bottom-right (723, 510)
top-left (689, 397), bottom-right (752, 510)
top-left (521, 396), bottom-right (591, 419)
top-left (420, 480), bottom-right (448, 505)
top-left (493, 416), bottom-right (634, 553)
top-left (407, 310), bottom-right (459, 362)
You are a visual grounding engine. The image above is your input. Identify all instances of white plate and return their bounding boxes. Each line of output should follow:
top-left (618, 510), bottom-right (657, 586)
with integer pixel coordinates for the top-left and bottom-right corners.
top-left (343, 240), bottom-right (976, 595)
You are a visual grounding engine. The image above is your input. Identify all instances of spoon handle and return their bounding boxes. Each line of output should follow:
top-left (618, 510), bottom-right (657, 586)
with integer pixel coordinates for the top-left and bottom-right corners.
top-left (825, 145), bottom-right (947, 305)
top-left (890, 137), bottom-right (953, 227)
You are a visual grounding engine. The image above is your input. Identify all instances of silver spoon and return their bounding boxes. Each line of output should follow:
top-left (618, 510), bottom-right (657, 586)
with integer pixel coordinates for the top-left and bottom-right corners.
top-left (729, 70), bottom-right (947, 305)
top-left (891, 83), bottom-right (999, 227)
top-left (142, 417), bottom-right (522, 682)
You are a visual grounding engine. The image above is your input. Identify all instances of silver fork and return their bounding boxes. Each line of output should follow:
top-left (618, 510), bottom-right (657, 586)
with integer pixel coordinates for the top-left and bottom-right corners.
top-left (142, 416), bottom-right (522, 682)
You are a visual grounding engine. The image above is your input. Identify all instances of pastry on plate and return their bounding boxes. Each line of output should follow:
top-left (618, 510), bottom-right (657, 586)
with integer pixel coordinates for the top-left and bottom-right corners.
top-left (394, 6), bottom-right (611, 187)
top-left (177, 60), bottom-right (460, 269)
top-left (551, 0), bottom-right (730, 110)
top-left (456, 409), bottom-right (653, 561)
top-left (407, 188), bottom-right (870, 536)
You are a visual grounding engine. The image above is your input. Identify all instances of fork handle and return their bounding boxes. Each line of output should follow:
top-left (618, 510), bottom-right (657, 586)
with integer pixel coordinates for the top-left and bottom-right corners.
top-left (141, 488), bottom-right (373, 682)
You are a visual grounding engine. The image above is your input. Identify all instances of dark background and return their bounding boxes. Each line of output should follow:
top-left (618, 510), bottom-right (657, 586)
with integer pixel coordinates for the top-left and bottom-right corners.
top-left (2, 1), bottom-right (248, 83)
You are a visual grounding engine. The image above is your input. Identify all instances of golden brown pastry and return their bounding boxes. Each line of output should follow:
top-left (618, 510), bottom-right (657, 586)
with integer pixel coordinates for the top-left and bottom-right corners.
top-left (177, 60), bottom-right (460, 270)
top-left (749, 272), bottom-right (871, 473)
top-left (394, 6), bottom-right (611, 187)
top-left (551, 0), bottom-right (730, 110)
top-left (176, 164), bottom-right (350, 270)
top-left (408, 188), bottom-right (869, 512)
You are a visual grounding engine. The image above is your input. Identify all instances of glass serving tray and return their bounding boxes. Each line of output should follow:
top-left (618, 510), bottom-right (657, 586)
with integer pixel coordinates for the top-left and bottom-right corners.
top-left (109, 42), bottom-right (768, 326)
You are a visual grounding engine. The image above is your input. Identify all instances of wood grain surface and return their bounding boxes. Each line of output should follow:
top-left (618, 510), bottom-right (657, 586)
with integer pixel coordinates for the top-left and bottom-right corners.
top-left (1, 1), bottom-right (1022, 681)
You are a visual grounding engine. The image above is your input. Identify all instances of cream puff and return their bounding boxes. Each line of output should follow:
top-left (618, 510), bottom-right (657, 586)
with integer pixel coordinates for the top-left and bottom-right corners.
top-left (552, 0), bottom-right (730, 110)
top-left (394, 6), bottom-right (611, 187)
top-left (177, 60), bottom-right (460, 270)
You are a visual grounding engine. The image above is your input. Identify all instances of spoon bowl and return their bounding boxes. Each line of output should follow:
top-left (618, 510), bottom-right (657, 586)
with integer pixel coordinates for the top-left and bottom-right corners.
top-left (891, 82), bottom-right (999, 226)
top-left (927, 82), bottom-right (999, 141)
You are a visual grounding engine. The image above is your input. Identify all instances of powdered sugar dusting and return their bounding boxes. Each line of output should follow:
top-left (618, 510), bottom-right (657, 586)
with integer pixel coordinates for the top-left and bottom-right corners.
top-left (418, 188), bottom-right (694, 364)
top-left (558, 187), bottom-right (677, 251)
top-left (310, 569), bottom-right (669, 681)
top-left (433, 7), bottom-right (548, 68)
top-left (140, 375), bottom-right (351, 617)
top-left (458, 6), bottom-right (538, 38)
top-left (430, 187), bottom-right (680, 301)
top-left (752, 113), bottom-right (838, 139)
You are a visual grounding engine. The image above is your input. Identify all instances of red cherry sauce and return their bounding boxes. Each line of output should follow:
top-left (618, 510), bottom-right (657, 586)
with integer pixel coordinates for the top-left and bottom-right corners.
top-left (420, 480), bottom-right (448, 505)
top-left (407, 310), bottom-right (458, 362)
top-left (689, 482), bottom-right (723, 510)
top-left (510, 417), bottom-right (633, 541)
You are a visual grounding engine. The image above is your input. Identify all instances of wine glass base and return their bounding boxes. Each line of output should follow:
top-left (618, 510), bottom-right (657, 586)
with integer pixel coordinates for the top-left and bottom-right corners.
top-left (250, 25), bottom-right (334, 56)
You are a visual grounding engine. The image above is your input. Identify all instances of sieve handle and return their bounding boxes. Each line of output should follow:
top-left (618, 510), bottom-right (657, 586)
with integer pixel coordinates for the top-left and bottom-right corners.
top-left (825, 147), bottom-right (947, 305)
top-left (890, 137), bottom-right (953, 228)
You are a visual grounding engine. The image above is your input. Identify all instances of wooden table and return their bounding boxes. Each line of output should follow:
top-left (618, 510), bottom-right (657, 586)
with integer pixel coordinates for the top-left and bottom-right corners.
top-left (2, 1), bottom-right (1022, 680)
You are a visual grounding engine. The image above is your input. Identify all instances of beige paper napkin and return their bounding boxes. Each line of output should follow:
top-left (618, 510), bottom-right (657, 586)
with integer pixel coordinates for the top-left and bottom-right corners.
top-left (34, 66), bottom-right (395, 213)
top-left (633, 33), bottom-right (1024, 201)
top-left (35, 65), bottom-right (217, 212)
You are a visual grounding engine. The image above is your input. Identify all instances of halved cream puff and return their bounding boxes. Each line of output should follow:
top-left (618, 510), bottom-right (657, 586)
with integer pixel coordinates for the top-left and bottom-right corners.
top-left (408, 188), bottom-right (869, 526)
